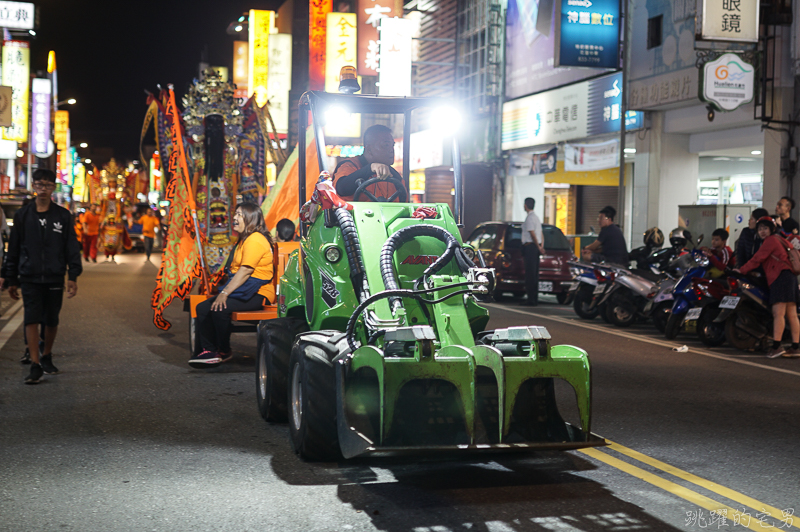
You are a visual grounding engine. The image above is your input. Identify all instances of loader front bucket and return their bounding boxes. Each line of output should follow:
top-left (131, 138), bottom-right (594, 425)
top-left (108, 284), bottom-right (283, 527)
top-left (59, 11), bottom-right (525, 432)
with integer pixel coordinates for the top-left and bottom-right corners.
top-left (334, 326), bottom-right (606, 459)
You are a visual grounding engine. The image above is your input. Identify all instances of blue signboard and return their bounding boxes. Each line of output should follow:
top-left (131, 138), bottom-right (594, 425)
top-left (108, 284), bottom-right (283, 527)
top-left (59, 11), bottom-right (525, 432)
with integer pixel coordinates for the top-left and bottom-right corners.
top-left (505, 0), bottom-right (604, 100)
top-left (587, 73), bottom-right (643, 136)
top-left (557, 0), bottom-right (620, 69)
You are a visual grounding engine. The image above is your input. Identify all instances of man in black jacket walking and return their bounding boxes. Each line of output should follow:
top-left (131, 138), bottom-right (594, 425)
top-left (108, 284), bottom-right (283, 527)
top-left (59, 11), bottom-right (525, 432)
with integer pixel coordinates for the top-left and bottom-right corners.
top-left (4, 169), bottom-right (82, 384)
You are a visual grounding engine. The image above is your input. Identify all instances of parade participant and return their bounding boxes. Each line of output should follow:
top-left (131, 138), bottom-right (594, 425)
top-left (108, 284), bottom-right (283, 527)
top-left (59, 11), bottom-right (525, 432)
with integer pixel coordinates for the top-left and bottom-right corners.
top-left (141, 208), bottom-right (158, 261)
top-left (736, 216), bottom-right (800, 359)
top-left (333, 124), bottom-right (402, 201)
top-left (702, 228), bottom-right (734, 276)
top-left (98, 214), bottom-right (124, 262)
top-left (736, 208), bottom-right (769, 267)
top-left (776, 196), bottom-right (799, 235)
top-left (521, 197), bottom-right (544, 307)
top-left (189, 202), bottom-right (275, 368)
top-left (82, 205), bottom-right (101, 262)
top-left (3, 169), bottom-right (82, 384)
top-left (275, 218), bottom-right (296, 242)
top-left (582, 206), bottom-right (629, 266)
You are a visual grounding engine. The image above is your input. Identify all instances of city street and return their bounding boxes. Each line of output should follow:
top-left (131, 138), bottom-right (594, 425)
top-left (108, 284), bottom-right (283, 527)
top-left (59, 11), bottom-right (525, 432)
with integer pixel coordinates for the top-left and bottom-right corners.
top-left (1, 255), bottom-right (798, 532)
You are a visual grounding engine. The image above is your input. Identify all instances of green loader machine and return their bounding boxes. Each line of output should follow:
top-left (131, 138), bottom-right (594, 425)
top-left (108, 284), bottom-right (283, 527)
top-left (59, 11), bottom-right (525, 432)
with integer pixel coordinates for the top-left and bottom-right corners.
top-left (256, 88), bottom-right (605, 461)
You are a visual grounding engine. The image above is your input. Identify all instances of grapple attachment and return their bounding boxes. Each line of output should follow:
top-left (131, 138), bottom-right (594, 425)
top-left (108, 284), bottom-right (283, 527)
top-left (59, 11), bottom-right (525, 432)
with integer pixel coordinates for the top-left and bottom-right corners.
top-left (335, 324), bottom-right (604, 458)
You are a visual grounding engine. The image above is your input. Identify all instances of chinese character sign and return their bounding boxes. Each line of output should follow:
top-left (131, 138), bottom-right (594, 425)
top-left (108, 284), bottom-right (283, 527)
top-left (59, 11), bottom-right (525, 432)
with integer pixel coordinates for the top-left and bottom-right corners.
top-left (325, 13), bottom-right (357, 92)
top-left (233, 41), bottom-right (249, 100)
top-left (358, 0), bottom-right (397, 76)
top-left (701, 0), bottom-right (758, 42)
top-left (557, 0), bottom-right (620, 68)
top-left (379, 17), bottom-right (413, 96)
top-left (0, 2), bottom-right (34, 30)
top-left (309, 0), bottom-right (333, 91)
top-left (54, 110), bottom-right (69, 151)
top-left (249, 9), bottom-right (274, 107)
top-left (31, 78), bottom-right (51, 157)
top-left (268, 33), bottom-right (292, 134)
top-left (1, 41), bottom-right (29, 143)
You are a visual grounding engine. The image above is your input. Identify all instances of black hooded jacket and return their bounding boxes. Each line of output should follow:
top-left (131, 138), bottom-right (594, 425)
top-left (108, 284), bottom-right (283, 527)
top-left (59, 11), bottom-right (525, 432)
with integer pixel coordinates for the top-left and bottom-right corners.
top-left (3, 201), bottom-right (82, 285)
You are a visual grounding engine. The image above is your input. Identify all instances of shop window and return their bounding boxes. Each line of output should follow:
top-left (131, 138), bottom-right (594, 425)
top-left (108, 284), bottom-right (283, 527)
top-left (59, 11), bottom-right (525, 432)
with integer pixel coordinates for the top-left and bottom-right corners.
top-left (647, 15), bottom-right (663, 49)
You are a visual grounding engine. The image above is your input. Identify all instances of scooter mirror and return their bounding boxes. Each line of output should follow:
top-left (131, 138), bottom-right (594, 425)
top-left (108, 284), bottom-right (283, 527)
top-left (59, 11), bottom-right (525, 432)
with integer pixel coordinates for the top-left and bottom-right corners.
top-left (696, 234), bottom-right (704, 246)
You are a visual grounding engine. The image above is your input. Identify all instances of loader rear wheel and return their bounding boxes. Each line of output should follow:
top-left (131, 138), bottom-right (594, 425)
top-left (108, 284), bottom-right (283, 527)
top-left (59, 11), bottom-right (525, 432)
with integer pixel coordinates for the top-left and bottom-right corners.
top-left (664, 311), bottom-right (685, 340)
top-left (288, 331), bottom-right (345, 461)
top-left (256, 318), bottom-right (309, 422)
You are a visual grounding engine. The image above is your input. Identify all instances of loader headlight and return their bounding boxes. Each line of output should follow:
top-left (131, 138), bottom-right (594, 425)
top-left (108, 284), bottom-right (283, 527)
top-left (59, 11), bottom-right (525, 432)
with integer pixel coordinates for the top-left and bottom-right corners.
top-left (462, 246), bottom-right (476, 260)
top-left (324, 246), bottom-right (342, 263)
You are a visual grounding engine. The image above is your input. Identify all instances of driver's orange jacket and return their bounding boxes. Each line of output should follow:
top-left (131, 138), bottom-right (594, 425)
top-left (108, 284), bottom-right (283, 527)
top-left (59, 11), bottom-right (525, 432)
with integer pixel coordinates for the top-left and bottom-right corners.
top-left (332, 156), bottom-right (399, 202)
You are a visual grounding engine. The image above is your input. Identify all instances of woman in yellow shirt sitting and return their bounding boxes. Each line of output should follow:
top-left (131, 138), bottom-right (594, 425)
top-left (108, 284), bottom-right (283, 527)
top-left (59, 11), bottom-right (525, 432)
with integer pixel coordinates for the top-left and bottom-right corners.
top-left (189, 202), bottom-right (275, 368)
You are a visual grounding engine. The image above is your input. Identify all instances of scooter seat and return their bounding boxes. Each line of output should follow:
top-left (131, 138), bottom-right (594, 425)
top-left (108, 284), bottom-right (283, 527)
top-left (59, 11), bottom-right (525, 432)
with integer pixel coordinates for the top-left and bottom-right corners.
top-left (632, 269), bottom-right (664, 283)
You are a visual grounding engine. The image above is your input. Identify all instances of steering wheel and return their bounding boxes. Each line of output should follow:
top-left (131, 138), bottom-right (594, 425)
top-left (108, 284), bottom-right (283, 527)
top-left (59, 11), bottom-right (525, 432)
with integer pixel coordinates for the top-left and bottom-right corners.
top-left (352, 176), bottom-right (408, 203)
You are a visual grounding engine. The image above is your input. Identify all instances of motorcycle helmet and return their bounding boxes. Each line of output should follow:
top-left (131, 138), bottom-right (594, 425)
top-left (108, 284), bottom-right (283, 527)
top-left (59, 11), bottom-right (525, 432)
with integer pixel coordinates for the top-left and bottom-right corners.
top-left (643, 227), bottom-right (664, 248)
top-left (755, 216), bottom-right (777, 234)
top-left (669, 228), bottom-right (691, 249)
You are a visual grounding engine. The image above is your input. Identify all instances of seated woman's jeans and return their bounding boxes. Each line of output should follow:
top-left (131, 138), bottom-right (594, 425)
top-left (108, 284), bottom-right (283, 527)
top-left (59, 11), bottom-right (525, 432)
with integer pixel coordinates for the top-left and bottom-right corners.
top-left (195, 293), bottom-right (268, 353)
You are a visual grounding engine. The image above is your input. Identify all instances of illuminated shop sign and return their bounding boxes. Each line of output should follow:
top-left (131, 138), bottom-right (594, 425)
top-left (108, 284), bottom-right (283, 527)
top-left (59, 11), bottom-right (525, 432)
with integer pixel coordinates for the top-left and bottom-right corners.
top-left (0, 2), bottom-right (34, 30)
top-left (701, 0), bottom-right (759, 42)
top-left (309, 0), bottom-right (333, 90)
top-left (31, 78), bottom-right (51, 157)
top-left (248, 9), bottom-right (274, 107)
top-left (1, 40), bottom-right (29, 142)
top-left (556, 0), bottom-right (620, 68)
top-left (268, 33), bottom-right (292, 133)
top-left (378, 17), bottom-right (413, 96)
top-left (357, 0), bottom-right (397, 76)
top-left (325, 13), bottom-right (357, 93)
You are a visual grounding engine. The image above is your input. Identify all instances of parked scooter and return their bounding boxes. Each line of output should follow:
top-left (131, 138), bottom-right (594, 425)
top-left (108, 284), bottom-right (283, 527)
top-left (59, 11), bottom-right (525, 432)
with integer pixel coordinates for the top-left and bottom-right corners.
top-left (663, 235), bottom-right (709, 339)
top-left (566, 262), bottom-right (620, 320)
top-left (714, 271), bottom-right (776, 352)
top-left (599, 266), bottom-right (669, 327)
top-left (682, 276), bottom-right (731, 346)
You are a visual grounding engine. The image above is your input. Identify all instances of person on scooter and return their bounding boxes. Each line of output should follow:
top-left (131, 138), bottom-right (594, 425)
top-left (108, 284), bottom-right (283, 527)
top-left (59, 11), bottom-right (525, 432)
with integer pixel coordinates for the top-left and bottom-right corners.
top-left (735, 216), bottom-right (800, 358)
top-left (581, 206), bottom-right (628, 266)
top-left (702, 228), bottom-right (734, 276)
top-left (736, 208), bottom-right (769, 267)
top-left (668, 228), bottom-right (691, 256)
top-left (333, 125), bottom-right (402, 201)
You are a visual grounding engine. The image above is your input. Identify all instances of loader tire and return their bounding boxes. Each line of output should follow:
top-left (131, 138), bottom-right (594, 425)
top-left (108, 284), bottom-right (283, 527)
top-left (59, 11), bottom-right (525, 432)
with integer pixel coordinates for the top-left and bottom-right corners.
top-left (288, 331), bottom-right (345, 461)
top-left (256, 318), bottom-right (309, 423)
top-left (664, 311), bottom-right (685, 340)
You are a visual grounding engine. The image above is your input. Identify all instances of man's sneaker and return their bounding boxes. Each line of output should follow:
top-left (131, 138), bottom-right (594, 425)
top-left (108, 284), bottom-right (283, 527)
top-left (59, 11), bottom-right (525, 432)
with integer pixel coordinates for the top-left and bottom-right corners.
top-left (189, 350), bottom-right (222, 369)
top-left (20, 348), bottom-right (31, 365)
top-left (782, 348), bottom-right (800, 358)
top-left (40, 354), bottom-right (59, 375)
top-left (219, 350), bottom-right (233, 364)
top-left (25, 364), bottom-right (43, 384)
top-left (766, 346), bottom-right (786, 359)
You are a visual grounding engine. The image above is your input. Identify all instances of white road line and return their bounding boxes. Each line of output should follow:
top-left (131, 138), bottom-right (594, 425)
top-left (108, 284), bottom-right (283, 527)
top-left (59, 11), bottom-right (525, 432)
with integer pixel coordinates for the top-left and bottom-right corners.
top-left (0, 299), bottom-right (24, 351)
top-left (487, 303), bottom-right (800, 378)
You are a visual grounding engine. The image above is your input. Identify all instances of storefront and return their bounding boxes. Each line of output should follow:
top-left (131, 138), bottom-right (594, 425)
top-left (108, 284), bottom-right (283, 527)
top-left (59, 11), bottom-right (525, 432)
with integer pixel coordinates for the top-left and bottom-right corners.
top-left (501, 72), bottom-right (641, 233)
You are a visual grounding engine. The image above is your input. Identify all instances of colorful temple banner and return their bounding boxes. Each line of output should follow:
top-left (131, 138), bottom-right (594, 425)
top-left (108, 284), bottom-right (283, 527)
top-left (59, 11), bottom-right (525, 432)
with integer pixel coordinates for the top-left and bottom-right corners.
top-left (150, 88), bottom-right (204, 331)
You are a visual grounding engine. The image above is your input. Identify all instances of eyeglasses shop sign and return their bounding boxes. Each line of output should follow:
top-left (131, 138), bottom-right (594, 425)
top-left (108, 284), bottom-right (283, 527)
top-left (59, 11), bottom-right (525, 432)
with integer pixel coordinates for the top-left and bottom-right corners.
top-left (700, 53), bottom-right (754, 111)
top-left (701, 0), bottom-right (759, 42)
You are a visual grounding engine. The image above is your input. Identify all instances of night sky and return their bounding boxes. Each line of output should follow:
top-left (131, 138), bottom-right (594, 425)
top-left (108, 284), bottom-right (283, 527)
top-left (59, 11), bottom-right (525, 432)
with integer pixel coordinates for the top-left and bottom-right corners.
top-left (32, 0), bottom-right (283, 162)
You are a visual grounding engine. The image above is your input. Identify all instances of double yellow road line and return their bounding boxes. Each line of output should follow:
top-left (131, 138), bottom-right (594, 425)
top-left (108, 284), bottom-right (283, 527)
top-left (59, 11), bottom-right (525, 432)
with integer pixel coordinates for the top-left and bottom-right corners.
top-left (579, 442), bottom-right (797, 530)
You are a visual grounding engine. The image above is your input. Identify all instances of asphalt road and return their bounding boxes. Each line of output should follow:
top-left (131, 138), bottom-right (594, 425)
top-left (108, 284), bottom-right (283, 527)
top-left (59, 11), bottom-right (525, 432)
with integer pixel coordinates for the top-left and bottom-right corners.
top-left (1, 255), bottom-right (798, 532)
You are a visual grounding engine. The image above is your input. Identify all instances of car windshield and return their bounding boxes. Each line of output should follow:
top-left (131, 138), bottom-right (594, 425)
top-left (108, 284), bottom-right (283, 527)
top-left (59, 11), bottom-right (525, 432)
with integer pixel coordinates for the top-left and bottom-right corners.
top-left (543, 226), bottom-right (571, 250)
top-left (505, 225), bottom-right (571, 251)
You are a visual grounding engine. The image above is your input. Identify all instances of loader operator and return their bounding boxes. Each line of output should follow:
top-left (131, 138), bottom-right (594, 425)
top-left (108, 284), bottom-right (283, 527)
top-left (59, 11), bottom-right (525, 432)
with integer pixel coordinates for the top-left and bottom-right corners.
top-left (333, 124), bottom-right (403, 202)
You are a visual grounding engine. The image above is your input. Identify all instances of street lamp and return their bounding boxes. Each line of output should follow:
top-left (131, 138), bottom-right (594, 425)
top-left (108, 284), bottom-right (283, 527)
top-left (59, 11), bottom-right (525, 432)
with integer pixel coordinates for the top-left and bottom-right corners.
top-left (79, 142), bottom-right (88, 149)
top-left (55, 98), bottom-right (76, 110)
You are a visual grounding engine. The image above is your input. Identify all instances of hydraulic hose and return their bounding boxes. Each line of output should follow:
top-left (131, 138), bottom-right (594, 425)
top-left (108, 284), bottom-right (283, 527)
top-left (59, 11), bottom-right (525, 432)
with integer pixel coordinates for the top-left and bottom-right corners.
top-left (345, 284), bottom-right (472, 352)
top-left (334, 208), bottom-right (368, 303)
top-left (379, 224), bottom-right (474, 312)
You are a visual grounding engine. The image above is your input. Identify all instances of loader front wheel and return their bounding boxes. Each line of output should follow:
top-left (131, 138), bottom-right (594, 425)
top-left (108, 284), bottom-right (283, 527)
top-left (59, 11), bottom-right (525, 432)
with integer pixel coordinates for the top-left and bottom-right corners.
top-left (288, 331), bottom-right (345, 461)
top-left (256, 318), bottom-right (309, 422)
